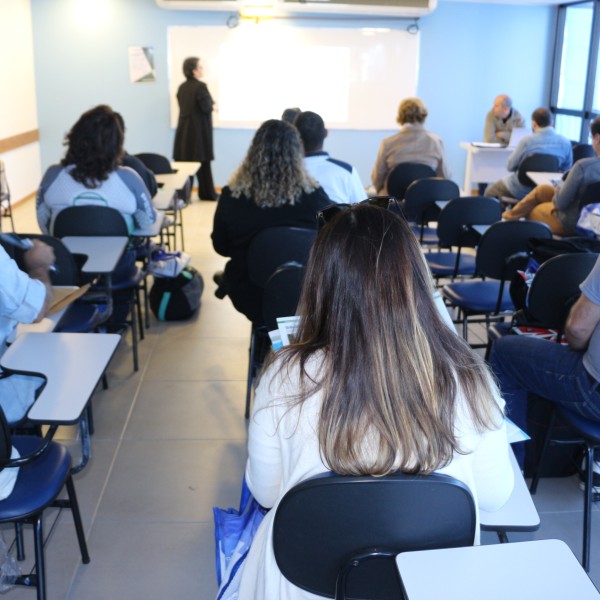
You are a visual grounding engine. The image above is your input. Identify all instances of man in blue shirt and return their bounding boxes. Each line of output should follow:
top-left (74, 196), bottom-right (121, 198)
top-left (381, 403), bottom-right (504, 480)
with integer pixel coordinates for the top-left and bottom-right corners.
top-left (485, 108), bottom-right (573, 201)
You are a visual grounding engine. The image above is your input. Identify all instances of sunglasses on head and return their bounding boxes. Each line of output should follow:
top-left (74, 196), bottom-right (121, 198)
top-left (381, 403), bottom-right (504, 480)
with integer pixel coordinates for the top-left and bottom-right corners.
top-left (317, 196), bottom-right (405, 229)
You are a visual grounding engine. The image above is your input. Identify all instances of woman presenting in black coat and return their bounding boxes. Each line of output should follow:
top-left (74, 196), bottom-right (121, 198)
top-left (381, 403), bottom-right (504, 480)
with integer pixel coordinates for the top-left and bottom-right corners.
top-left (173, 56), bottom-right (217, 201)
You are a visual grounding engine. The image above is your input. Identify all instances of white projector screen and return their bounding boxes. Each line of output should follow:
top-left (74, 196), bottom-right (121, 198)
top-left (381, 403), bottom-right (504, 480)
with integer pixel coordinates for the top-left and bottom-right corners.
top-left (167, 24), bottom-right (419, 130)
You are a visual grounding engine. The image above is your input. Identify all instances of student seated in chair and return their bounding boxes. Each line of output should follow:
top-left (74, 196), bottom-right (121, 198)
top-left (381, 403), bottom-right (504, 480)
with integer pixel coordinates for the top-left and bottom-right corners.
top-left (484, 107), bottom-right (573, 201)
top-left (371, 97), bottom-right (450, 195)
top-left (0, 240), bottom-right (54, 428)
top-left (502, 116), bottom-right (600, 235)
top-left (238, 203), bottom-right (514, 599)
top-left (491, 254), bottom-right (600, 471)
top-left (211, 119), bottom-right (329, 324)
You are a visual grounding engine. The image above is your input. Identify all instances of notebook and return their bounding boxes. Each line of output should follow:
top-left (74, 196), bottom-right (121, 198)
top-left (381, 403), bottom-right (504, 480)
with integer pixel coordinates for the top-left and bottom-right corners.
top-left (506, 127), bottom-right (529, 148)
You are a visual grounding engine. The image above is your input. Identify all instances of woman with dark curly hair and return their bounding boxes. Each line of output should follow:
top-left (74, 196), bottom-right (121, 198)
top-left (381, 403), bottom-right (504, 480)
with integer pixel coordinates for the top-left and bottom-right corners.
top-left (211, 119), bottom-right (330, 323)
top-left (36, 104), bottom-right (156, 236)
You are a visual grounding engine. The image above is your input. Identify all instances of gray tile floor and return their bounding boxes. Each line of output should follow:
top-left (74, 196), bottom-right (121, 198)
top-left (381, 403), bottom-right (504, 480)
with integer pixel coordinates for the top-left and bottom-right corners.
top-left (5, 199), bottom-right (600, 599)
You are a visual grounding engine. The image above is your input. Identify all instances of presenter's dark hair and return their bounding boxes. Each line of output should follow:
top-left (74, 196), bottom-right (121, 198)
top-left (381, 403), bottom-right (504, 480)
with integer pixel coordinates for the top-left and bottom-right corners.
top-left (532, 107), bottom-right (552, 128)
top-left (62, 104), bottom-right (124, 188)
top-left (591, 116), bottom-right (600, 137)
top-left (295, 111), bottom-right (326, 153)
top-left (183, 57), bottom-right (199, 79)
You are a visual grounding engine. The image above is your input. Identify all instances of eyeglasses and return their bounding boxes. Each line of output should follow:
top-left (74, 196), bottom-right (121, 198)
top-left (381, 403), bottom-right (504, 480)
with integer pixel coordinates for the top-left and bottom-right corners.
top-left (317, 196), bottom-right (405, 229)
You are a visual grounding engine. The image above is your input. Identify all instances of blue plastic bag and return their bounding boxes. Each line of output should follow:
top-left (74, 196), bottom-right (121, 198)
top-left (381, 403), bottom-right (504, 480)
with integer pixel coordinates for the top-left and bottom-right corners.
top-left (214, 479), bottom-right (266, 600)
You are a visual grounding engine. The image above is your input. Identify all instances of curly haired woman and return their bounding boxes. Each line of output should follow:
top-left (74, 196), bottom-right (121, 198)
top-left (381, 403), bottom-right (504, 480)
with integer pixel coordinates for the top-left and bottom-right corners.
top-left (211, 119), bottom-right (330, 323)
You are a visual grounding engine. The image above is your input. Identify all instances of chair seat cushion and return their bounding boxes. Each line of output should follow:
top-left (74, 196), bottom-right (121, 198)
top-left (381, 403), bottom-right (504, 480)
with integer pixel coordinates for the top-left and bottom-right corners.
top-left (0, 437), bottom-right (71, 521)
top-left (425, 252), bottom-right (476, 277)
top-left (55, 301), bottom-right (106, 333)
top-left (557, 407), bottom-right (600, 444)
top-left (442, 281), bottom-right (514, 314)
top-left (410, 225), bottom-right (438, 245)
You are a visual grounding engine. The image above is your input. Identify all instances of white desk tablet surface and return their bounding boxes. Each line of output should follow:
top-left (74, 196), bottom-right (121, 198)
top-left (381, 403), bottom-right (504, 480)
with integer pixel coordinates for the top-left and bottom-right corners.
top-left (396, 539), bottom-right (600, 599)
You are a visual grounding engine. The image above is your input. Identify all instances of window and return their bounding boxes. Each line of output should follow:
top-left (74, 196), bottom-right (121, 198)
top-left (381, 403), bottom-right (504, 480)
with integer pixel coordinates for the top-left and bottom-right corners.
top-left (550, 1), bottom-right (600, 141)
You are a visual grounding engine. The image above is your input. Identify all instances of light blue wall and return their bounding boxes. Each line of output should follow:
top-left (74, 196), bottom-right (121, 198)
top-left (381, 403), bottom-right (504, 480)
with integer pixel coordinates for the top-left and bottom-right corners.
top-left (30, 0), bottom-right (555, 191)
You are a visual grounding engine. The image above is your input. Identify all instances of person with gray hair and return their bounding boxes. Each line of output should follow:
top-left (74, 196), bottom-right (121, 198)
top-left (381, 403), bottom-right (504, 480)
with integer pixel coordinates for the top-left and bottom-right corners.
top-left (484, 107), bottom-right (573, 201)
top-left (484, 94), bottom-right (525, 144)
top-left (294, 110), bottom-right (365, 204)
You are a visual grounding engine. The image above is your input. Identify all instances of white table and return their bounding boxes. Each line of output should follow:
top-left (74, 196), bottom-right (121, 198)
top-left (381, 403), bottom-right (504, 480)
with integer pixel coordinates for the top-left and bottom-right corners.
top-left (460, 142), bottom-right (512, 194)
top-left (526, 171), bottom-right (563, 187)
top-left (170, 160), bottom-right (200, 178)
top-left (396, 539), bottom-right (600, 599)
top-left (1, 332), bottom-right (120, 471)
top-left (62, 236), bottom-right (128, 274)
top-left (1, 332), bottom-right (120, 424)
top-left (479, 449), bottom-right (540, 538)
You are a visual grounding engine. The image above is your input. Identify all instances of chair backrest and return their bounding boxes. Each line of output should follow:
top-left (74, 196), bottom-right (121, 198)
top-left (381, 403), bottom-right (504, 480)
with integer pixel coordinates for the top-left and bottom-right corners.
top-left (573, 143), bottom-right (595, 162)
top-left (578, 181), bottom-right (600, 211)
top-left (262, 262), bottom-right (305, 331)
top-left (52, 205), bottom-right (130, 238)
top-left (273, 472), bottom-right (476, 600)
top-left (517, 153), bottom-right (560, 187)
top-left (526, 252), bottom-right (598, 329)
top-left (476, 220), bottom-right (552, 280)
top-left (436, 196), bottom-right (502, 248)
top-left (404, 177), bottom-right (460, 224)
top-left (386, 162), bottom-right (436, 200)
top-left (247, 227), bottom-right (317, 288)
top-left (19, 234), bottom-right (81, 286)
top-left (134, 152), bottom-right (174, 175)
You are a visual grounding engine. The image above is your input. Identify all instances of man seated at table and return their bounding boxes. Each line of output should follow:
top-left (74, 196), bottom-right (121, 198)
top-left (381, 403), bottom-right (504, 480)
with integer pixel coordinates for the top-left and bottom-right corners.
top-left (0, 240), bottom-right (54, 424)
top-left (490, 253), bottom-right (600, 470)
top-left (484, 94), bottom-right (525, 144)
top-left (502, 116), bottom-right (600, 235)
top-left (294, 110), bottom-right (366, 204)
top-left (484, 108), bottom-right (573, 201)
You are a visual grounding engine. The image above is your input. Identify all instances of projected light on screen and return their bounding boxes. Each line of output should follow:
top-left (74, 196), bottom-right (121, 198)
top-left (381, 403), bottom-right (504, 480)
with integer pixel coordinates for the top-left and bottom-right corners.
top-left (168, 25), bottom-right (418, 130)
top-left (218, 43), bottom-right (350, 124)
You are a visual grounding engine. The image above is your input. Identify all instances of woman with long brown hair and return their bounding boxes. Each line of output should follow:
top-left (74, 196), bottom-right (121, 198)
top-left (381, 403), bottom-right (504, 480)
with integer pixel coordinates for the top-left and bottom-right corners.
top-left (238, 203), bottom-right (514, 599)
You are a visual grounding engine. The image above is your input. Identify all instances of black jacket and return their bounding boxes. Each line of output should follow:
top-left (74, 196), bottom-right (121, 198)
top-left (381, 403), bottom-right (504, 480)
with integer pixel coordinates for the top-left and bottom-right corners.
top-left (173, 78), bottom-right (214, 162)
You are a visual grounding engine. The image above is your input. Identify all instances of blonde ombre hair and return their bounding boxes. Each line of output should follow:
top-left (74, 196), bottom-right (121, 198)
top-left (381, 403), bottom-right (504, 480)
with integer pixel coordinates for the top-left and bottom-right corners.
top-left (228, 119), bottom-right (318, 208)
top-left (272, 204), bottom-right (502, 476)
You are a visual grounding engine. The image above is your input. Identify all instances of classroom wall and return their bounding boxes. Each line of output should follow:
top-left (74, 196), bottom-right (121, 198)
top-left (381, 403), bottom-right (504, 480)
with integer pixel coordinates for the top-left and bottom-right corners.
top-left (0, 0), bottom-right (41, 203)
top-left (29, 0), bottom-right (555, 193)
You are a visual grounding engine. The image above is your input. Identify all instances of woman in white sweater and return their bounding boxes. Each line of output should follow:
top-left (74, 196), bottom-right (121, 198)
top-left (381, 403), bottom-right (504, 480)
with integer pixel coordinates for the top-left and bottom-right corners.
top-left (239, 203), bottom-right (514, 600)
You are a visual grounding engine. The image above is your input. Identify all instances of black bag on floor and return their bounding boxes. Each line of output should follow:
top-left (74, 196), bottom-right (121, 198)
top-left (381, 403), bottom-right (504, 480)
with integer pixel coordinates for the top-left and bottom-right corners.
top-left (149, 266), bottom-right (204, 321)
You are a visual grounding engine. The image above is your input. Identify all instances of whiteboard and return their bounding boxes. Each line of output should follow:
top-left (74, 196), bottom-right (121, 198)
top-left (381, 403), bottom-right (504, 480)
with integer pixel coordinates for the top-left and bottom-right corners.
top-left (167, 25), bottom-right (419, 130)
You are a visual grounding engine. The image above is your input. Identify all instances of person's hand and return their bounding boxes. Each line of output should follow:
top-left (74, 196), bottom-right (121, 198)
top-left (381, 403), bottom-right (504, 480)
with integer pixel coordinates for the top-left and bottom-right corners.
top-left (23, 240), bottom-right (55, 273)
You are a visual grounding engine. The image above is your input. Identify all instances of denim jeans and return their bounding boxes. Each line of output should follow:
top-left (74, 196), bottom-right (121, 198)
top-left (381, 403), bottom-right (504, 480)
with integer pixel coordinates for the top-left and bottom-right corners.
top-left (489, 335), bottom-right (600, 466)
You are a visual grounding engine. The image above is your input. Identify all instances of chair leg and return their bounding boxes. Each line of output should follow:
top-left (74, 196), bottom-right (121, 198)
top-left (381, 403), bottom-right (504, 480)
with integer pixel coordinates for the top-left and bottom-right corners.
top-left (130, 296), bottom-right (139, 372)
top-left (529, 408), bottom-right (557, 494)
top-left (135, 287), bottom-right (144, 341)
top-left (583, 444), bottom-right (594, 572)
top-left (246, 325), bottom-right (258, 419)
top-left (33, 515), bottom-right (46, 600)
top-left (15, 523), bottom-right (25, 561)
top-left (65, 475), bottom-right (90, 564)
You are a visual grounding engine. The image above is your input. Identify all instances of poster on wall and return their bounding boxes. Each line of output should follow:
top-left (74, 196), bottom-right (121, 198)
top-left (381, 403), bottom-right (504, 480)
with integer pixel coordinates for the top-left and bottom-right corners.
top-left (129, 47), bottom-right (156, 83)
